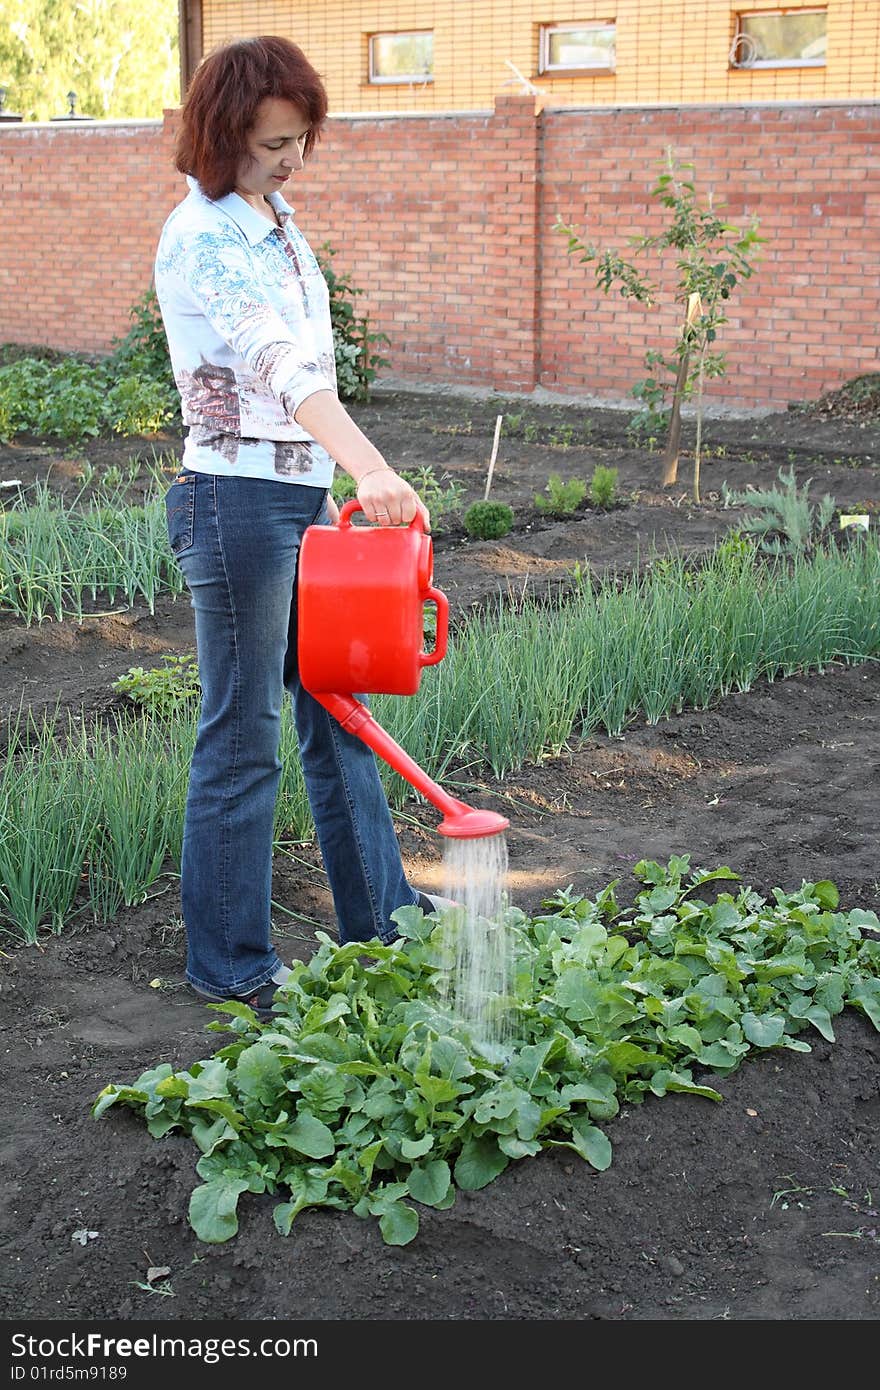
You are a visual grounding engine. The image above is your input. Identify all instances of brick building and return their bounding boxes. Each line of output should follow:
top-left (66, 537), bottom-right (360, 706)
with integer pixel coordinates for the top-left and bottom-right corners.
top-left (182, 1), bottom-right (880, 107)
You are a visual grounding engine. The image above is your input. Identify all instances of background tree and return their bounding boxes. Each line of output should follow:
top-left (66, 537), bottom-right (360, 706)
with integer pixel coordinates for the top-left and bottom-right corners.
top-left (0, 0), bottom-right (179, 121)
top-left (556, 150), bottom-right (764, 502)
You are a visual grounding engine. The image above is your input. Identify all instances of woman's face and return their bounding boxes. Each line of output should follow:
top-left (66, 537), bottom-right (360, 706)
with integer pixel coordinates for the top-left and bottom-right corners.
top-left (235, 97), bottom-right (310, 202)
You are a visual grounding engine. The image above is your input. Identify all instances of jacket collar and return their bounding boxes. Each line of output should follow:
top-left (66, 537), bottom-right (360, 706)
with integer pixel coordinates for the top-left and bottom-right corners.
top-left (186, 176), bottom-right (295, 244)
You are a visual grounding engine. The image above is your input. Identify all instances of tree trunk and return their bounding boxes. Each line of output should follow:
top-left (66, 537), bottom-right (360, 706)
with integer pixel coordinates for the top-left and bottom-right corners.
top-left (662, 292), bottom-right (703, 489)
top-left (661, 349), bottom-right (690, 487)
top-left (692, 350), bottom-right (707, 504)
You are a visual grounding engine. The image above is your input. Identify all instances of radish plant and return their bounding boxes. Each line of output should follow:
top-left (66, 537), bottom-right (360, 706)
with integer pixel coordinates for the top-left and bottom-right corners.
top-left (94, 858), bottom-right (880, 1247)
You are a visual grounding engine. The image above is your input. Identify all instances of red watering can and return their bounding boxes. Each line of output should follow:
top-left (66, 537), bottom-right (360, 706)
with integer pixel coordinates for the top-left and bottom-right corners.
top-left (298, 499), bottom-right (508, 839)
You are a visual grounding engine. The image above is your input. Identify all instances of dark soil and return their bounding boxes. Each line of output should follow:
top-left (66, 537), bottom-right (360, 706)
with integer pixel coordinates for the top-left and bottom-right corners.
top-left (1, 390), bottom-right (879, 1326)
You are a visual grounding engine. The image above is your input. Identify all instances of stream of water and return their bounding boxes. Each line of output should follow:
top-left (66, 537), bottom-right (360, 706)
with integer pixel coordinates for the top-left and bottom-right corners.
top-left (439, 831), bottom-right (513, 1047)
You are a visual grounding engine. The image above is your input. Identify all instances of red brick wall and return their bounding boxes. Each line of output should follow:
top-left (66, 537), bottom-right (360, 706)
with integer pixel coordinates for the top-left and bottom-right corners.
top-left (0, 121), bottom-right (181, 355)
top-left (1, 99), bottom-right (877, 410)
top-left (539, 103), bottom-right (880, 407)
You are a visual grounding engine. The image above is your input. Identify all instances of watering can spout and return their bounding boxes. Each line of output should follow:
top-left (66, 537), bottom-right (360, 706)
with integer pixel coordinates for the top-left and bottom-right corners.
top-left (314, 693), bottom-right (509, 839)
top-left (299, 501), bottom-right (509, 840)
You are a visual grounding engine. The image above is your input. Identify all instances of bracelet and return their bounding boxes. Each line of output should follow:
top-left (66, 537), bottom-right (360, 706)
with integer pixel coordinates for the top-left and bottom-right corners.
top-left (355, 467), bottom-right (392, 490)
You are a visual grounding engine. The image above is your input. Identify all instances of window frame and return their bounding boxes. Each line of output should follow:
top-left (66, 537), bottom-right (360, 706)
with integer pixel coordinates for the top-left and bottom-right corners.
top-left (367, 30), bottom-right (434, 85)
top-left (537, 21), bottom-right (617, 76)
top-left (730, 7), bottom-right (828, 70)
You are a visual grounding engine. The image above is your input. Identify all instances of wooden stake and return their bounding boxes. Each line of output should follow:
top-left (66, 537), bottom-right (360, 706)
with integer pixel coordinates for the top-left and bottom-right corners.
top-left (484, 414), bottom-right (503, 500)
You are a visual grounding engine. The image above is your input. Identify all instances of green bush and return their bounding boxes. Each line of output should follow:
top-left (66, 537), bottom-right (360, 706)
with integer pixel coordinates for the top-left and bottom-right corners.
top-left (534, 472), bottom-right (587, 516)
top-left (0, 314), bottom-right (178, 445)
top-left (590, 465), bottom-right (618, 508)
top-left (112, 654), bottom-right (200, 717)
top-left (330, 472), bottom-right (358, 504)
top-left (316, 244), bottom-right (389, 403)
top-left (463, 500), bottom-right (514, 539)
top-left (724, 467), bottom-right (836, 557)
top-left (104, 376), bottom-right (179, 436)
top-left (108, 287), bottom-right (173, 383)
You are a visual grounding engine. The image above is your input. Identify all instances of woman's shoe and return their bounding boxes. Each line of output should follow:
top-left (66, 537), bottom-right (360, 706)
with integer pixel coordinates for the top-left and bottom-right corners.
top-left (416, 891), bottom-right (460, 915)
top-left (192, 980), bottom-right (280, 1019)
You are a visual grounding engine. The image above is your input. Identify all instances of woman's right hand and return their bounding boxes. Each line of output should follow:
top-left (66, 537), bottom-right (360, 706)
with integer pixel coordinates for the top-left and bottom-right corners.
top-left (356, 467), bottom-right (431, 530)
top-left (292, 390), bottom-right (430, 529)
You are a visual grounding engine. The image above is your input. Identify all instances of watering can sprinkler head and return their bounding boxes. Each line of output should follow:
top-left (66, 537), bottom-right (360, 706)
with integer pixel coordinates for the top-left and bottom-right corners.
top-left (437, 803), bottom-right (510, 839)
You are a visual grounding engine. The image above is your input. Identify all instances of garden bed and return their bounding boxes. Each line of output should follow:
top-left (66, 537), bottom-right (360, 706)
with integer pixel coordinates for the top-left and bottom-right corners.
top-left (1, 388), bottom-right (879, 1323)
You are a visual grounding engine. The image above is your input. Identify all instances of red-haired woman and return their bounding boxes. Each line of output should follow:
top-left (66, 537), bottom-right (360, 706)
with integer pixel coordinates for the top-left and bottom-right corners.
top-left (155, 36), bottom-right (446, 1017)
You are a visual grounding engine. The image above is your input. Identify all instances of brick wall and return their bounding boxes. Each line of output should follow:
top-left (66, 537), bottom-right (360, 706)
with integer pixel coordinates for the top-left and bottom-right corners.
top-left (1, 98), bottom-right (878, 410)
top-left (200, 0), bottom-right (880, 110)
top-left (538, 101), bottom-right (880, 405)
top-left (0, 120), bottom-right (180, 355)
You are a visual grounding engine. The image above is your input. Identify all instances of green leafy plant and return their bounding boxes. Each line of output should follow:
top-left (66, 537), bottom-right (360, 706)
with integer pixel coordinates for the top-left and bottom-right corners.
top-left (108, 287), bottom-right (174, 384)
top-left (534, 473), bottom-right (587, 517)
top-left (725, 467), bottom-right (836, 556)
top-left (549, 423), bottom-right (575, 449)
top-left (0, 248), bottom-right (390, 444)
top-left (463, 500), bottom-right (514, 539)
top-left (0, 289), bottom-right (179, 445)
top-left (113, 654), bottom-right (201, 717)
top-left (503, 413), bottom-right (541, 444)
top-left (556, 149), bottom-right (764, 500)
top-left (103, 376), bottom-right (178, 437)
top-left (400, 465), bottom-right (465, 533)
top-left (316, 244), bottom-right (389, 402)
top-left (93, 856), bottom-right (880, 1247)
top-left (589, 465), bottom-right (618, 508)
top-left (330, 472), bottom-right (358, 504)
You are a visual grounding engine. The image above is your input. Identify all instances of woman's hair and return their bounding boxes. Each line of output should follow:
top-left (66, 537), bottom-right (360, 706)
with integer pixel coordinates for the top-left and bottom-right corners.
top-left (175, 36), bottom-right (328, 200)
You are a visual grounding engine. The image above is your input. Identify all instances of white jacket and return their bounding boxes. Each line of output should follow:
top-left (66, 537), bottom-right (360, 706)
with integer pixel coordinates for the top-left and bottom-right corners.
top-left (154, 177), bottom-right (336, 484)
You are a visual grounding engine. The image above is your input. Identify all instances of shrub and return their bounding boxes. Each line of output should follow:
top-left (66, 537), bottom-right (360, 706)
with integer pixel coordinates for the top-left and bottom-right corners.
top-left (316, 244), bottom-right (389, 402)
top-left (330, 472), bottom-right (358, 504)
top-left (534, 473), bottom-right (587, 516)
top-left (724, 466), bottom-right (836, 557)
top-left (0, 308), bottom-right (178, 445)
top-left (590, 465), bottom-right (618, 508)
top-left (113, 654), bottom-right (201, 717)
top-left (104, 376), bottom-right (179, 436)
top-left (463, 500), bottom-right (514, 539)
top-left (108, 287), bottom-right (173, 383)
top-left (0, 246), bottom-right (388, 446)
top-left (400, 465), bottom-right (465, 533)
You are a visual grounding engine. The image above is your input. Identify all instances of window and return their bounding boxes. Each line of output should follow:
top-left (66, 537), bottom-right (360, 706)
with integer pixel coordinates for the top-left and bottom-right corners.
top-left (368, 31), bottom-right (433, 84)
top-left (731, 9), bottom-right (827, 68)
top-left (539, 22), bottom-right (616, 74)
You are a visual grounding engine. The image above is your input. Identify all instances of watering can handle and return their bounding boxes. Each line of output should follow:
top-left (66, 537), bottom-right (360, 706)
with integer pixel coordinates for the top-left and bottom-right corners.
top-left (421, 586), bottom-right (448, 667)
top-left (334, 497), bottom-right (445, 664)
top-left (337, 498), bottom-right (428, 533)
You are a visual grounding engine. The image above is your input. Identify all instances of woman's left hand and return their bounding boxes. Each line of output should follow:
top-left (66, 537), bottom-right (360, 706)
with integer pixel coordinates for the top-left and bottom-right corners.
top-left (326, 493), bottom-right (340, 525)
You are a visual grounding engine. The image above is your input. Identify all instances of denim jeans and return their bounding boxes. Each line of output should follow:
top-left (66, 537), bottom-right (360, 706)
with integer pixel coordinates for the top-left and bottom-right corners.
top-left (165, 469), bottom-right (417, 997)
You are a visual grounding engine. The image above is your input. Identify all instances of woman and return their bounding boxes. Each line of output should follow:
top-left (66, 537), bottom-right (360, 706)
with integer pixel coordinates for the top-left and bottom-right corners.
top-left (155, 35), bottom-right (446, 1018)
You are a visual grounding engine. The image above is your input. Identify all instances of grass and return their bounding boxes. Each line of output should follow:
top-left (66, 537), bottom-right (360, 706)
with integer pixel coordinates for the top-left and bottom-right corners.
top-left (0, 468), bottom-right (185, 623)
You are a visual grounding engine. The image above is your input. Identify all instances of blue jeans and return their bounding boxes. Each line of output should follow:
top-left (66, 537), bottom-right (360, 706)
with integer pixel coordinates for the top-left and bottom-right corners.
top-left (165, 469), bottom-right (417, 997)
